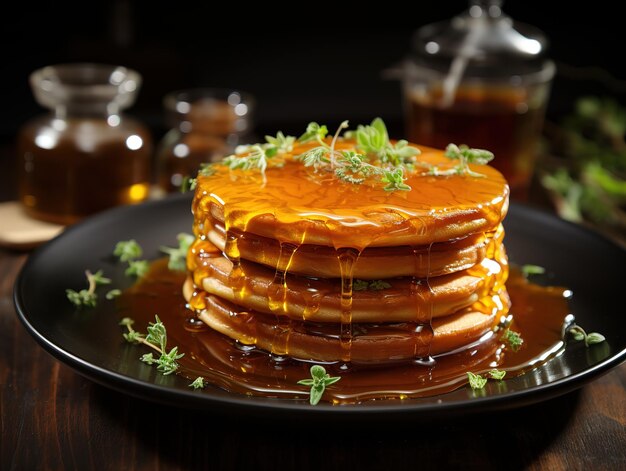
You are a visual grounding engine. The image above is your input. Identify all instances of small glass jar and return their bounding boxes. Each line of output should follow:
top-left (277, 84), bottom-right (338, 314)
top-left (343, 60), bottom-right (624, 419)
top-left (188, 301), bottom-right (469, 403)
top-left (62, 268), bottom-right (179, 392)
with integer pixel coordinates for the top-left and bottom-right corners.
top-left (18, 63), bottom-right (152, 225)
top-left (402, 0), bottom-right (555, 199)
top-left (156, 88), bottom-right (254, 193)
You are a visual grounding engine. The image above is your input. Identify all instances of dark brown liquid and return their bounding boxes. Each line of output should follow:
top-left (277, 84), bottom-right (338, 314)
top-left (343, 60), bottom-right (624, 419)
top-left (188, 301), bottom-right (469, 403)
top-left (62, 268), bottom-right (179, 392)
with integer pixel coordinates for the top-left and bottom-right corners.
top-left (157, 100), bottom-right (244, 193)
top-left (156, 132), bottom-right (228, 192)
top-left (118, 259), bottom-right (569, 404)
top-left (18, 115), bottom-right (152, 225)
top-left (406, 86), bottom-right (546, 199)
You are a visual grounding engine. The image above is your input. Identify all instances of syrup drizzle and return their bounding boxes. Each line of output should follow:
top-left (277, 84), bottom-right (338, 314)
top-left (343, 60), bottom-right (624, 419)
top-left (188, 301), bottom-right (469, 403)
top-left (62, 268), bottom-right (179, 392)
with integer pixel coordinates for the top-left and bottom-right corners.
top-left (120, 261), bottom-right (569, 404)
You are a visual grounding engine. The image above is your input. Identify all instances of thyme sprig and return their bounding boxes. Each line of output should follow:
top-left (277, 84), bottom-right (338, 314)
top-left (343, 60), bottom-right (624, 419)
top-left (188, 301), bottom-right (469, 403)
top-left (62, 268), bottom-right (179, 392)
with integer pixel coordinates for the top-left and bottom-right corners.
top-left (501, 328), bottom-right (524, 351)
top-left (189, 377), bottom-right (206, 389)
top-left (120, 316), bottom-right (184, 375)
top-left (467, 369), bottom-right (506, 390)
top-left (353, 279), bottom-right (392, 291)
top-left (114, 240), bottom-right (149, 278)
top-left (221, 131), bottom-right (295, 184)
top-left (567, 324), bottom-right (606, 347)
top-left (66, 269), bottom-right (112, 308)
top-left (160, 233), bottom-right (194, 271)
top-left (521, 264), bottom-right (546, 279)
top-left (297, 119), bottom-right (416, 191)
top-left (467, 371), bottom-right (488, 389)
top-left (297, 365), bottom-right (341, 405)
top-left (189, 118), bottom-right (495, 191)
top-left (425, 144), bottom-right (494, 178)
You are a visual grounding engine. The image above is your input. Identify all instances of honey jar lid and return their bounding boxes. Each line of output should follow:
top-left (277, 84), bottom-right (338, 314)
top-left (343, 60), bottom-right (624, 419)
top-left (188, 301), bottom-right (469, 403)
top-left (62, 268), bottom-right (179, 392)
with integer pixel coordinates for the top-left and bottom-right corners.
top-left (411, 0), bottom-right (553, 79)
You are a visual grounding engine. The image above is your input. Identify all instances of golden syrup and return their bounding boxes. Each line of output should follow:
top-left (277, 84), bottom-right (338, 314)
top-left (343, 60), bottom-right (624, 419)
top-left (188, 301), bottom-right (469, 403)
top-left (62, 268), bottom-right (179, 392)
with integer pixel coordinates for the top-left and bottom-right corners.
top-left (192, 142), bottom-right (509, 250)
top-left (119, 260), bottom-right (569, 403)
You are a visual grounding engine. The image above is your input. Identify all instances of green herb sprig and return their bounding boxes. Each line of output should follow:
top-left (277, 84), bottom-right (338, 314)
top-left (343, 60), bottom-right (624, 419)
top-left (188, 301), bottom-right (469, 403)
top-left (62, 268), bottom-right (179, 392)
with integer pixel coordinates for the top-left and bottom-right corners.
top-left (120, 316), bottom-right (184, 375)
top-left (297, 365), bottom-right (341, 405)
top-left (353, 279), bottom-right (392, 291)
top-left (297, 119), bottom-right (417, 191)
top-left (114, 240), bottom-right (149, 278)
top-left (521, 264), bottom-right (546, 279)
top-left (189, 377), bottom-right (206, 389)
top-left (501, 328), bottom-right (524, 351)
top-left (188, 118), bottom-right (496, 192)
top-left (66, 269), bottom-right (112, 308)
top-left (425, 144), bottom-right (494, 177)
top-left (467, 369), bottom-right (506, 390)
top-left (220, 131), bottom-right (297, 183)
top-left (467, 371), bottom-right (488, 389)
top-left (567, 324), bottom-right (606, 347)
top-left (113, 239), bottom-right (143, 262)
top-left (160, 233), bottom-right (194, 271)
top-left (183, 163), bottom-right (215, 192)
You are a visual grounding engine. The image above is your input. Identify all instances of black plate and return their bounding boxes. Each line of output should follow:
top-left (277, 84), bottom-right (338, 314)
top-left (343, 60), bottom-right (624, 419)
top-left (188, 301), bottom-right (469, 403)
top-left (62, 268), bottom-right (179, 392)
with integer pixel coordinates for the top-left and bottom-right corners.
top-left (13, 194), bottom-right (626, 418)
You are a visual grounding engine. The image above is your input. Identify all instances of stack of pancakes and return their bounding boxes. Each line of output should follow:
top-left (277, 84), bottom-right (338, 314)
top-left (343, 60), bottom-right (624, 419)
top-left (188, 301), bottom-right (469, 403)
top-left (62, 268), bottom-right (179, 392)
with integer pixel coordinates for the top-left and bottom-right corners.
top-left (184, 141), bottom-right (510, 363)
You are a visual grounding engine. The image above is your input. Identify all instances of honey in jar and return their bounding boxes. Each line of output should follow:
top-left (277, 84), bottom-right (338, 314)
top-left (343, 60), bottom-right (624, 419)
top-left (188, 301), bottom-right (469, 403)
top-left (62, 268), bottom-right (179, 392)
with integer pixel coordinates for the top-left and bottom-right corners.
top-left (17, 63), bottom-right (152, 225)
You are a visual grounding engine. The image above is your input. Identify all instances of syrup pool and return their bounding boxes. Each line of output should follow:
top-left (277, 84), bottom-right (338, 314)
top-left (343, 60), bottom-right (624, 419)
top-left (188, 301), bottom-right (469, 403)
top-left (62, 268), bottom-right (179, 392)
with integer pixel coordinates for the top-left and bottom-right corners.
top-left (117, 259), bottom-right (569, 404)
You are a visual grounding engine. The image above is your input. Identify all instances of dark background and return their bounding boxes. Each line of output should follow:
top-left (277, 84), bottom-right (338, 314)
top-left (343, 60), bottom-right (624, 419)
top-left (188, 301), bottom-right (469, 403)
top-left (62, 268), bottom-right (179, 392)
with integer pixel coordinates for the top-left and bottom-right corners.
top-left (2, 1), bottom-right (625, 149)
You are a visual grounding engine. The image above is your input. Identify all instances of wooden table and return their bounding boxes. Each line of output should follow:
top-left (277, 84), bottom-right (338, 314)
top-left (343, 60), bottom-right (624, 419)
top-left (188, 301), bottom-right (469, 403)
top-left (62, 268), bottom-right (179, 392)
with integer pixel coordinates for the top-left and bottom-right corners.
top-left (1, 247), bottom-right (625, 470)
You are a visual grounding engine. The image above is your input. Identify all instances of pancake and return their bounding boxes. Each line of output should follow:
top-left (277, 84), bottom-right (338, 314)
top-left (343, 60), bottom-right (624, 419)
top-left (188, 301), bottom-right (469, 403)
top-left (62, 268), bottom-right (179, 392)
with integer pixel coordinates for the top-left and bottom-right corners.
top-left (192, 142), bottom-right (509, 250)
top-left (202, 222), bottom-right (504, 279)
top-left (184, 286), bottom-right (510, 363)
top-left (187, 129), bottom-right (511, 365)
top-left (184, 240), bottom-right (508, 323)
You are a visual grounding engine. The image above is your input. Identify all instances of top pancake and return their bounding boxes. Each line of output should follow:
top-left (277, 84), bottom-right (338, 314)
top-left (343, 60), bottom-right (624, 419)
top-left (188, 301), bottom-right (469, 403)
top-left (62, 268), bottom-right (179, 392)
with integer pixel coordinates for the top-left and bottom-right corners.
top-left (193, 140), bottom-right (509, 249)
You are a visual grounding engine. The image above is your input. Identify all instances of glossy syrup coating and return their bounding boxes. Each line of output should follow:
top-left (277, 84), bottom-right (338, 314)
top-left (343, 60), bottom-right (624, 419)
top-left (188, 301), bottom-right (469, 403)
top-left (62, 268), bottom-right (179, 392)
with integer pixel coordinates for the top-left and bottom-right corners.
top-left (192, 141), bottom-right (510, 249)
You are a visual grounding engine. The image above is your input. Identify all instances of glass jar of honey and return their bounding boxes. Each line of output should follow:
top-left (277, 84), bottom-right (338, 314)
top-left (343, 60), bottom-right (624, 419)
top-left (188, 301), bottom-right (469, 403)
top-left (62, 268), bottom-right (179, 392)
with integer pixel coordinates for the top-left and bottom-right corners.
top-left (17, 63), bottom-right (152, 225)
top-left (156, 88), bottom-right (255, 193)
top-left (402, 0), bottom-right (554, 199)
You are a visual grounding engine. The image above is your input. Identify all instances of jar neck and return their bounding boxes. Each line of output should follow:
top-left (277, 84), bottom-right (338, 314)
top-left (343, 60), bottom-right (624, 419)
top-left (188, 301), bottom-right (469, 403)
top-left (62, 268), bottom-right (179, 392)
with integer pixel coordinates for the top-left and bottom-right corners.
top-left (53, 102), bottom-right (121, 119)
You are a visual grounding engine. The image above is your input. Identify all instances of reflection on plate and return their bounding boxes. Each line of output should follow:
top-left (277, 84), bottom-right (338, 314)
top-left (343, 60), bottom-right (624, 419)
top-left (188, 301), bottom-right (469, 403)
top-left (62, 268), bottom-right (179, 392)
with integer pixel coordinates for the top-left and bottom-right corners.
top-left (13, 194), bottom-right (626, 418)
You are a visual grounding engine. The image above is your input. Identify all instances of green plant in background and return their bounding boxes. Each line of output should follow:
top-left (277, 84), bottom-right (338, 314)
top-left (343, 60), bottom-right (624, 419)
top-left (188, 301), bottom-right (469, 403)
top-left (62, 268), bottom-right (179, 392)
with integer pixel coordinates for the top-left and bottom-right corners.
top-left (541, 96), bottom-right (626, 231)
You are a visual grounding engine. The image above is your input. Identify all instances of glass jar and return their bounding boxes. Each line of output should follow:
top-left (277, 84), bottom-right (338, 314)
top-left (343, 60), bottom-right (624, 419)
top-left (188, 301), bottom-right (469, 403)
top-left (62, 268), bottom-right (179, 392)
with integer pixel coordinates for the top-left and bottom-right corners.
top-left (18, 63), bottom-right (152, 225)
top-left (156, 88), bottom-right (254, 193)
top-left (402, 0), bottom-right (555, 199)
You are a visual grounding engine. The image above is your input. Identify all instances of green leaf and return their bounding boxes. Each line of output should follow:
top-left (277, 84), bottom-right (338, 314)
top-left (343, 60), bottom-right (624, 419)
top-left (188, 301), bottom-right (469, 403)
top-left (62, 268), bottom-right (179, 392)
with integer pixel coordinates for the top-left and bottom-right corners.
top-left (568, 325), bottom-right (587, 342)
top-left (309, 384), bottom-right (325, 405)
top-left (160, 233), bottom-right (194, 272)
top-left (123, 331), bottom-right (144, 343)
top-left (381, 168), bottom-right (411, 192)
top-left (521, 264), bottom-right (546, 279)
top-left (501, 329), bottom-right (523, 351)
top-left (586, 332), bottom-right (606, 345)
top-left (265, 131), bottom-right (295, 153)
top-left (189, 377), bottom-right (206, 389)
top-left (310, 364), bottom-right (326, 379)
top-left (66, 289), bottom-right (97, 308)
top-left (371, 117), bottom-right (388, 138)
top-left (113, 240), bottom-right (143, 262)
top-left (488, 369), bottom-right (506, 381)
top-left (119, 317), bottom-right (135, 327)
top-left (368, 280), bottom-right (392, 290)
top-left (90, 270), bottom-right (112, 286)
top-left (181, 176), bottom-right (197, 192)
top-left (299, 122), bottom-right (328, 143)
top-left (298, 365), bottom-right (341, 406)
top-left (106, 289), bottom-right (122, 300)
top-left (140, 353), bottom-right (156, 365)
top-left (353, 279), bottom-right (369, 291)
top-left (146, 315), bottom-right (167, 352)
top-left (324, 376), bottom-right (341, 386)
top-left (156, 346), bottom-right (184, 375)
top-left (297, 147), bottom-right (329, 169)
top-left (467, 372), bottom-right (488, 389)
top-left (125, 260), bottom-right (149, 278)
